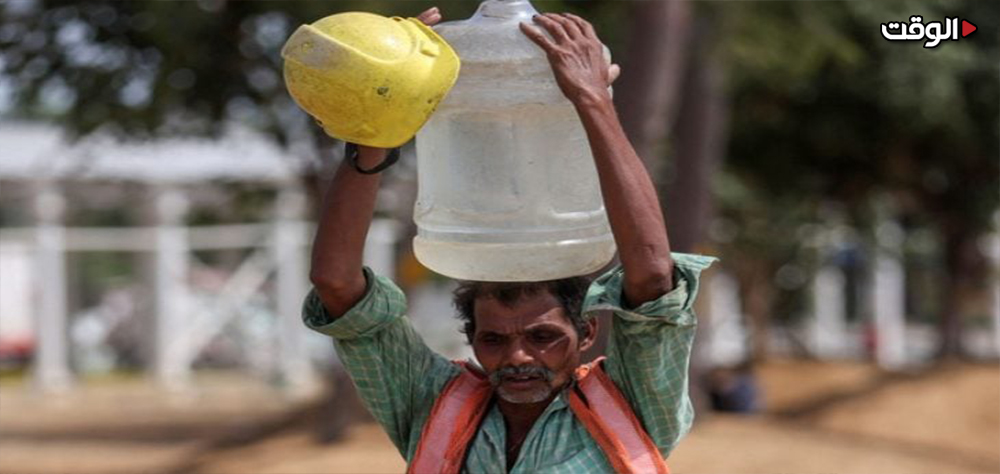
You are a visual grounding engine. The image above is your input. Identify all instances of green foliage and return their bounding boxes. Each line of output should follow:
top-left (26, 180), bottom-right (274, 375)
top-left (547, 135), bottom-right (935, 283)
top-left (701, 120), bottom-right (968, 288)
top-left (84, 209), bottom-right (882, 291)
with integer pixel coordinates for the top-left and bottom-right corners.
top-left (1, 0), bottom-right (454, 141)
top-left (0, 0), bottom-right (624, 142)
top-left (714, 0), bottom-right (998, 244)
top-left (2, 0), bottom-right (996, 290)
top-left (699, 0), bottom-right (998, 329)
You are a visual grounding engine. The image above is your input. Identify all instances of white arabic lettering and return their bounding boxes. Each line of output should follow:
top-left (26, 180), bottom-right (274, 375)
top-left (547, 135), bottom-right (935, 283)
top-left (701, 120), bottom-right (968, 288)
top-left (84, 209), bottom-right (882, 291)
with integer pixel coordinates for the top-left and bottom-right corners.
top-left (924, 21), bottom-right (942, 48)
top-left (881, 15), bottom-right (964, 48)
top-left (906, 16), bottom-right (925, 40)
top-left (881, 21), bottom-right (905, 41)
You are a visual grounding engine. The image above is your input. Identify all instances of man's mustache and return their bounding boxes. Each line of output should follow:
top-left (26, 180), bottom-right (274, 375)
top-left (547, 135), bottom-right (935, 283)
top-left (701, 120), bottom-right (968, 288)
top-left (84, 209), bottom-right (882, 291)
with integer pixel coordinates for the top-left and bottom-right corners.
top-left (488, 366), bottom-right (555, 386)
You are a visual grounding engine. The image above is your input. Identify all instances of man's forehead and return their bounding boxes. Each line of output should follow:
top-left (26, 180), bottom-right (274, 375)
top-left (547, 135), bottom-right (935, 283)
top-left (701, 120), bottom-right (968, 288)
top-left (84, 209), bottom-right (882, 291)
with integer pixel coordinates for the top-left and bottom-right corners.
top-left (473, 292), bottom-right (568, 330)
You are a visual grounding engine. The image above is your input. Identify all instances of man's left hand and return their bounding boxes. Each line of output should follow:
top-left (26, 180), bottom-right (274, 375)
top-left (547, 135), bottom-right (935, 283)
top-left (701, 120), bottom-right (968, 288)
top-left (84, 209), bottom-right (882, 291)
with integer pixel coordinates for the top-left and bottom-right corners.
top-left (520, 13), bottom-right (621, 106)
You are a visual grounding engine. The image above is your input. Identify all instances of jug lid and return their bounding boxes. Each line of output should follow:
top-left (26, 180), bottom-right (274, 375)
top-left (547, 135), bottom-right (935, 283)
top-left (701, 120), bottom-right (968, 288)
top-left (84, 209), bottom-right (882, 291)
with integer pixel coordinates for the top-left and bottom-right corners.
top-left (430, 0), bottom-right (610, 107)
top-left (472, 0), bottom-right (539, 21)
top-left (433, 0), bottom-right (546, 66)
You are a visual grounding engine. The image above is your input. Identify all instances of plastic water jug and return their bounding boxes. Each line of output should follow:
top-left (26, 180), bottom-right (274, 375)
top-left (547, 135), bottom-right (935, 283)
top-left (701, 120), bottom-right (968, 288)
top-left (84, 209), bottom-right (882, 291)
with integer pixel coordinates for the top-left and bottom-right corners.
top-left (413, 0), bottom-right (616, 282)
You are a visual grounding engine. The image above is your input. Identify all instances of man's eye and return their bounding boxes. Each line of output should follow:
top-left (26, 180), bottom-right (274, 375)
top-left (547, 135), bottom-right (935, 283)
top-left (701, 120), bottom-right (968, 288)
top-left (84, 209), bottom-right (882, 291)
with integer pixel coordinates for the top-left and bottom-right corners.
top-left (479, 335), bottom-right (504, 345)
top-left (529, 331), bottom-right (558, 343)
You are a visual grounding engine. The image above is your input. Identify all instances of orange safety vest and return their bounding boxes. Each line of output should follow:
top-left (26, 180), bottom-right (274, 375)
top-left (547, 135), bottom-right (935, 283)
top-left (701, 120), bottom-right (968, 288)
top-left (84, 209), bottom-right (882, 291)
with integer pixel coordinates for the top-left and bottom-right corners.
top-left (407, 357), bottom-right (670, 474)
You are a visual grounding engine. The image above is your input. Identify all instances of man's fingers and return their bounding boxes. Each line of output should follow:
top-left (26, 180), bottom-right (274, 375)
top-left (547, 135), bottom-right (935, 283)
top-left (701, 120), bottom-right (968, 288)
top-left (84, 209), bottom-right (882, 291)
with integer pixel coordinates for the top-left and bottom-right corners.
top-left (534, 14), bottom-right (570, 43)
top-left (608, 64), bottom-right (621, 85)
top-left (421, 13), bottom-right (441, 26)
top-left (416, 7), bottom-right (441, 26)
top-left (564, 13), bottom-right (598, 40)
top-left (416, 6), bottom-right (438, 18)
top-left (551, 13), bottom-right (583, 39)
top-left (519, 22), bottom-right (557, 53)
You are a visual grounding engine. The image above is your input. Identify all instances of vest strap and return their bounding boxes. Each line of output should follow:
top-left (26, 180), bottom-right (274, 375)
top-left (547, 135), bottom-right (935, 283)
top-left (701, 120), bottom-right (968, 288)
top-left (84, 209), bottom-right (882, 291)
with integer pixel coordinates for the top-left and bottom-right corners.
top-left (569, 358), bottom-right (670, 474)
top-left (406, 362), bottom-right (491, 474)
top-left (408, 359), bottom-right (670, 474)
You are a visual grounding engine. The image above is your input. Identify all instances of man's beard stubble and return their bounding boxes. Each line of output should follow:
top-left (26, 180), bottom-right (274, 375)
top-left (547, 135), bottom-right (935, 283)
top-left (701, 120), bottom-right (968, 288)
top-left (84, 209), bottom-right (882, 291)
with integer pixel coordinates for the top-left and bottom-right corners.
top-left (488, 366), bottom-right (557, 404)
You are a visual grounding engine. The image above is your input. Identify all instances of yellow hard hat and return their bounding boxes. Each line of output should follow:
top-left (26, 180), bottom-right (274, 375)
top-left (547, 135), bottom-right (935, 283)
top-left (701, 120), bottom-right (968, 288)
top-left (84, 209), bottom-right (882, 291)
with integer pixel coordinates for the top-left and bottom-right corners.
top-left (282, 12), bottom-right (460, 148)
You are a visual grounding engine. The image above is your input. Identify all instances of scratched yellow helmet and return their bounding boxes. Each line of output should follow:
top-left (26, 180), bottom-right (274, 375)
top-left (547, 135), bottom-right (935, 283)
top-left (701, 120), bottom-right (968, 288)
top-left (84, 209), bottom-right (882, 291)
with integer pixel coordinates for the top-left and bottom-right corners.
top-left (281, 12), bottom-right (460, 148)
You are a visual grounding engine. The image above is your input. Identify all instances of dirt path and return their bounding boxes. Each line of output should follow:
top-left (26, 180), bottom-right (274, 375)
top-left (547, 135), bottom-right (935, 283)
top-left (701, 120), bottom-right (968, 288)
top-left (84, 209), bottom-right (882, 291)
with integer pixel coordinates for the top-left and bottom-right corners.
top-left (0, 373), bottom-right (300, 474)
top-left (2, 362), bottom-right (997, 474)
top-left (192, 413), bottom-right (996, 474)
top-left (190, 361), bottom-right (999, 474)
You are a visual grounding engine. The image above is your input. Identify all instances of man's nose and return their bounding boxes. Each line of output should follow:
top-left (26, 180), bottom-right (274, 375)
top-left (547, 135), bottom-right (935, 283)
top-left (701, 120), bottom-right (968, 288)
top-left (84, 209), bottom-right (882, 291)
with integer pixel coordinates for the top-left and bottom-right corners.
top-left (504, 340), bottom-right (534, 366)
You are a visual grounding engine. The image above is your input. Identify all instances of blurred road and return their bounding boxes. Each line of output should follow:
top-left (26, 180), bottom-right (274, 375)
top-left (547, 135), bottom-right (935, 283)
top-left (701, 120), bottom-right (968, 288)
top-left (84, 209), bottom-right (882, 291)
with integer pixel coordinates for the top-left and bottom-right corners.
top-left (1, 361), bottom-right (997, 474)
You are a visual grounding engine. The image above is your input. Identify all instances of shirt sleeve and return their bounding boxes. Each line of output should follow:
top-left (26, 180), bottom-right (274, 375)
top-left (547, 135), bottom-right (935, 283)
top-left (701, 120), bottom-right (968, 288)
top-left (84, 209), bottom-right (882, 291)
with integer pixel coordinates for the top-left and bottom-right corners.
top-left (582, 252), bottom-right (717, 457)
top-left (302, 267), bottom-right (460, 458)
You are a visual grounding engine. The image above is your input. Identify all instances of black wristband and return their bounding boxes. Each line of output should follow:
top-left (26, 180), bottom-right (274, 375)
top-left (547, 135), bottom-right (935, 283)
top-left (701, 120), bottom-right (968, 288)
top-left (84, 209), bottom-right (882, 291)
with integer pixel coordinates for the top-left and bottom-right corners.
top-left (345, 142), bottom-right (400, 174)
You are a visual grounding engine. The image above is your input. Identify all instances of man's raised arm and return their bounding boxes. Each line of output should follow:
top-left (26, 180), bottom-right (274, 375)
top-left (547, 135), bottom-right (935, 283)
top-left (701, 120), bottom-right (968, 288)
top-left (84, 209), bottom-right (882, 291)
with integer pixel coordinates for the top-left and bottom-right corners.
top-left (521, 13), bottom-right (674, 306)
top-left (309, 7), bottom-right (443, 318)
top-left (309, 146), bottom-right (388, 318)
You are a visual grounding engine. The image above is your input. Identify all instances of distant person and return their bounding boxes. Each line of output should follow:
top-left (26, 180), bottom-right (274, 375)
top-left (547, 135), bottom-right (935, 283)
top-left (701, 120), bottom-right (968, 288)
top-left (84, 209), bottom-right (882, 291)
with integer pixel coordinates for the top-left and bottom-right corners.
top-left (707, 363), bottom-right (760, 413)
top-left (302, 7), bottom-right (714, 473)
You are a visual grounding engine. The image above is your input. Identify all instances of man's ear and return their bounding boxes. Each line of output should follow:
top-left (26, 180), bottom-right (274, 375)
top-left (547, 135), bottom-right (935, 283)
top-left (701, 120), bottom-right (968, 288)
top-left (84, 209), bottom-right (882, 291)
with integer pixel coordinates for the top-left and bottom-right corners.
top-left (578, 317), bottom-right (599, 352)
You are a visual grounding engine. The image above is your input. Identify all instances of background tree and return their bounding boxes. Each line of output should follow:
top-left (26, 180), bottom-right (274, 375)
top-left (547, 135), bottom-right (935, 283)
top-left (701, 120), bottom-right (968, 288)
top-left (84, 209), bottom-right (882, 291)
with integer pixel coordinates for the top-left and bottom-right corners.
top-left (713, 0), bottom-right (998, 358)
top-left (2, 0), bottom-right (996, 367)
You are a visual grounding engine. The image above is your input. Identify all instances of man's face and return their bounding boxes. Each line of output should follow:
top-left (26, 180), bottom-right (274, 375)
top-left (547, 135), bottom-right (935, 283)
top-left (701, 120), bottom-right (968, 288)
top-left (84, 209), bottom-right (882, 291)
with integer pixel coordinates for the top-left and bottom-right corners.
top-left (471, 291), bottom-right (595, 405)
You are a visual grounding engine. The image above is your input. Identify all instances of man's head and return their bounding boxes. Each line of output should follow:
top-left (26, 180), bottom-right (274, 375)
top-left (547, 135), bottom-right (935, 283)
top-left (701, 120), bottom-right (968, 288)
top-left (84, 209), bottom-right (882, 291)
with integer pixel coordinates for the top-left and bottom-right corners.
top-left (453, 278), bottom-right (597, 404)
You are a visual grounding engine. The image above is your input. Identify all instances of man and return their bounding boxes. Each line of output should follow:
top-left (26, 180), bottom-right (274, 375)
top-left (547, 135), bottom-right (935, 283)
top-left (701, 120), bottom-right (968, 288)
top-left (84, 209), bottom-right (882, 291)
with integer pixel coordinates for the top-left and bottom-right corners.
top-left (303, 7), bottom-right (715, 473)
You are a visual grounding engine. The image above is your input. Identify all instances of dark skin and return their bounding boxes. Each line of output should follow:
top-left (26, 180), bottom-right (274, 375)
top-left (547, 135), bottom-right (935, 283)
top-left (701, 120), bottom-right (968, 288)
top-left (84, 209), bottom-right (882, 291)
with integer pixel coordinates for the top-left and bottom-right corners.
top-left (473, 292), bottom-right (597, 466)
top-left (309, 7), bottom-right (674, 471)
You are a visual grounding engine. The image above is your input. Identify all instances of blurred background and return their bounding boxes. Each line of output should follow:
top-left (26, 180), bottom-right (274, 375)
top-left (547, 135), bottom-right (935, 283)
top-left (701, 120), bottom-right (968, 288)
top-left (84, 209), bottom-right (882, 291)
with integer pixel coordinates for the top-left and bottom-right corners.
top-left (0, 0), bottom-right (997, 473)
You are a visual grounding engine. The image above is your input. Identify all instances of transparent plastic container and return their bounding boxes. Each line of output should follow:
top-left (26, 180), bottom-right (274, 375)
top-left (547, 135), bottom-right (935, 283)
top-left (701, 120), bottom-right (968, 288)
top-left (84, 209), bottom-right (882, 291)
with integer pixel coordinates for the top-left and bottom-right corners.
top-left (413, 0), bottom-right (616, 282)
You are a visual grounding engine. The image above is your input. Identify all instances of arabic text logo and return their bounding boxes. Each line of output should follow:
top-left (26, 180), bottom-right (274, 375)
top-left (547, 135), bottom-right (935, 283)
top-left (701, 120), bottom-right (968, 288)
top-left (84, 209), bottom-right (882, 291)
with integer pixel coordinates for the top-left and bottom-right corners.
top-left (881, 16), bottom-right (977, 49)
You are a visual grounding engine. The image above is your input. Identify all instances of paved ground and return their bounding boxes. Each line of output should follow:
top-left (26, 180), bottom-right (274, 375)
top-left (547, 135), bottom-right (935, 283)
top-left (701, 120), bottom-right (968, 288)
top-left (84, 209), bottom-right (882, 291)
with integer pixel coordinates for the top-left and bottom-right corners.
top-left (0, 373), bottom-right (301, 474)
top-left (1, 361), bottom-right (997, 474)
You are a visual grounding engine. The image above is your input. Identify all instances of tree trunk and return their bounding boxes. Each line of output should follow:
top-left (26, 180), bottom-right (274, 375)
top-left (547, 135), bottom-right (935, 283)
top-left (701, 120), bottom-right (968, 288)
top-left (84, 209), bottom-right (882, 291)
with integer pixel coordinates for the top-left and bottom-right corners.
top-left (739, 259), bottom-right (775, 362)
top-left (665, 20), bottom-right (728, 253)
top-left (614, 4), bottom-right (732, 416)
top-left (939, 230), bottom-right (978, 358)
top-left (614, 0), bottom-right (693, 171)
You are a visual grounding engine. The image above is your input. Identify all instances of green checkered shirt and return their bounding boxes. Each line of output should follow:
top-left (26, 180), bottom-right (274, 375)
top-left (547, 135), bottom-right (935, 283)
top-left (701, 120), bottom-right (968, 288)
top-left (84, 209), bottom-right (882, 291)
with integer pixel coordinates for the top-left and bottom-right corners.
top-left (303, 253), bottom-right (715, 473)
